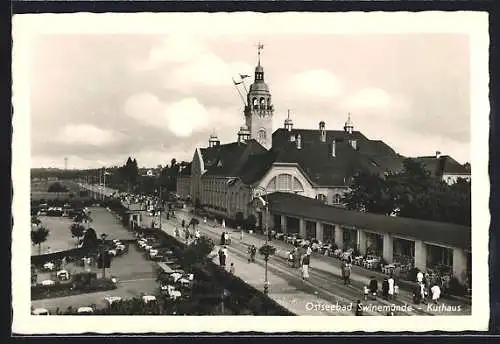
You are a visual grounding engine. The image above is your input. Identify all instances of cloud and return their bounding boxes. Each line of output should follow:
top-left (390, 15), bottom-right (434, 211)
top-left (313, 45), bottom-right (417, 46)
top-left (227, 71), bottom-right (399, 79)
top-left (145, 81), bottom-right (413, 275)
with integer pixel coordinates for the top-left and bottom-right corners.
top-left (343, 87), bottom-right (392, 109)
top-left (124, 93), bottom-right (241, 138)
top-left (52, 124), bottom-right (125, 146)
top-left (285, 69), bottom-right (342, 98)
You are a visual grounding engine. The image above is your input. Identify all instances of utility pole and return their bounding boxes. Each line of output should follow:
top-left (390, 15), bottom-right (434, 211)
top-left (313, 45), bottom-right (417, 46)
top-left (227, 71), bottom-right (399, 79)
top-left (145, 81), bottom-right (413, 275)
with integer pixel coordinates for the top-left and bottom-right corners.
top-left (159, 186), bottom-right (162, 231)
top-left (103, 167), bottom-right (107, 201)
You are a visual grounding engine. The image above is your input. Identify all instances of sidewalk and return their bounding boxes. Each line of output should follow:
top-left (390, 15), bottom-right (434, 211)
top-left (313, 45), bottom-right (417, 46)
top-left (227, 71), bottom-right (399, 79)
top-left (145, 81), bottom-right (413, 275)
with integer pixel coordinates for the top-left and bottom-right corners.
top-left (174, 209), bottom-right (471, 316)
top-left (159, 215), bottom-right (369, 316)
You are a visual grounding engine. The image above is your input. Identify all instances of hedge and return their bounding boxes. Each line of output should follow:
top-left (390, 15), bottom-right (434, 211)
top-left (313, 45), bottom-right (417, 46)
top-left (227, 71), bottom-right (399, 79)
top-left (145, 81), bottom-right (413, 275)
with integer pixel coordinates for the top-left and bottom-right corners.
top-left (146, 228), bottom-right (295, 316)
top-left (31, 247), bottom-right (85, 266)
top-left (31, 278), bottom-right (116, 300)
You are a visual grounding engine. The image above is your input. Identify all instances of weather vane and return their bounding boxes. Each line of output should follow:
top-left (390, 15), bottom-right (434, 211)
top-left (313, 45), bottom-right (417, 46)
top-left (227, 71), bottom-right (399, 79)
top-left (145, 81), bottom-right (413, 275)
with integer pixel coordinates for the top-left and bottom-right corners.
top-left (257, 42), bottom-right (264, 64)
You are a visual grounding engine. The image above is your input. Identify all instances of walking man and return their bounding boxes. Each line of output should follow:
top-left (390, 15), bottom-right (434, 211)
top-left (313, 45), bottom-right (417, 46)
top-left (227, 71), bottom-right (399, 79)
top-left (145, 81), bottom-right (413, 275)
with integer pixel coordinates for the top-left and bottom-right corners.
top-left (301, 254), bottom-right (310, 280)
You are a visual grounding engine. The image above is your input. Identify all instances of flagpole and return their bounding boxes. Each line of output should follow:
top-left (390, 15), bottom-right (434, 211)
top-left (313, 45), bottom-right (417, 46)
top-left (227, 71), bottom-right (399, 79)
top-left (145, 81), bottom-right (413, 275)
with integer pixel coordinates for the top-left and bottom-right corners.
top-left (103, 168), bottom-right (106, 201)
top-left (232, 78), bottom-right (247, 106)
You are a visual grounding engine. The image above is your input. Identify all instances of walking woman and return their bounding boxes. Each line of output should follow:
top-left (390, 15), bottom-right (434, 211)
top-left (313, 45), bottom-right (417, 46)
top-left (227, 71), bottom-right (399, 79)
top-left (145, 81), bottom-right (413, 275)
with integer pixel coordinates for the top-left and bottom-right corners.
top-left (301, 254), bottom-right (310, 280)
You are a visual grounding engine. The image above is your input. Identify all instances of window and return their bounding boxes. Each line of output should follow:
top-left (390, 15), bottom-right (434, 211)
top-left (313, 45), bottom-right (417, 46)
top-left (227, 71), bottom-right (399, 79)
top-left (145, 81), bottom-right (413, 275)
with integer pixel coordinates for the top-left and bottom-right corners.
top-left (317, 194), bottom-right (327, 203)
top-left (257, 129), bottom-right (267, 145)
top-left (293, 177), bottom-right (304, 192)
top-left (266, 177), bottom-right (277, 192)
top-left (333, 193), bottom-right (341, 205)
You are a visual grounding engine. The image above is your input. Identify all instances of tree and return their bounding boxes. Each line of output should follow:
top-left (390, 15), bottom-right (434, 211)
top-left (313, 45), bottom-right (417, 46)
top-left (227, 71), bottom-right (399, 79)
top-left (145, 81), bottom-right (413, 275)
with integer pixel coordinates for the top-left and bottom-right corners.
top-left (258, 244), bottom-right (277, 262)
top-left (81, 227), bottom-right (98, 251)
top-left (341, 158), bottom-right (471, 226)
top-left (342, 171), bottom-right (395, 215)
top-left (31, 226), bottom-right (50, 255)
top-left (181, 236), bottom-right (215, 267)
top-left (70, 223), bottom-right (86, 245)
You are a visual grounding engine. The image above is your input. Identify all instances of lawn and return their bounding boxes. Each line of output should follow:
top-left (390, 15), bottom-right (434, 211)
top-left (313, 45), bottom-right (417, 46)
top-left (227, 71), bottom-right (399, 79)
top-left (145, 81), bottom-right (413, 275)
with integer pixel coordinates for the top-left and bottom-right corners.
top-left (32, 207), bottom-right (135, 255)
top-left (32, 207), bottom-right (159, 311)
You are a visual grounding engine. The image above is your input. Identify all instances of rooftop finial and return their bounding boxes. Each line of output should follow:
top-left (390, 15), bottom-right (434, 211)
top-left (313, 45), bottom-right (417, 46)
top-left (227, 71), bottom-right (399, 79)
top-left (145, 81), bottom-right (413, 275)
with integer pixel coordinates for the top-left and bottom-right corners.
top-left (257, 42), bottom-right (264, 65)
top-left (287, 109), bottom-right (290, 119)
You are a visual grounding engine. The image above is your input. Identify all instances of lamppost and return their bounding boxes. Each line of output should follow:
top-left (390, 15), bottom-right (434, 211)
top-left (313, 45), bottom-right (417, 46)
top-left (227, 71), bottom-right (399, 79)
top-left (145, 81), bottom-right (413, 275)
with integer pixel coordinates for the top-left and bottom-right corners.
top-left (101, 233), bottom-right (108, 278)
top-left (252, 185), bottom-right (270, 295)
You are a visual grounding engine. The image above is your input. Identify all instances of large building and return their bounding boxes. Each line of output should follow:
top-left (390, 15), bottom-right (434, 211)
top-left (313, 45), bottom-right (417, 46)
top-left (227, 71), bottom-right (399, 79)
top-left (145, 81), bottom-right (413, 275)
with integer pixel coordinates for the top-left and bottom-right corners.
top-left (180, 47), bottom-right (405, 219)
top-left (415, 152), bottom-right (471, 185)
top-left (175, 47), bottom-right (471, 284)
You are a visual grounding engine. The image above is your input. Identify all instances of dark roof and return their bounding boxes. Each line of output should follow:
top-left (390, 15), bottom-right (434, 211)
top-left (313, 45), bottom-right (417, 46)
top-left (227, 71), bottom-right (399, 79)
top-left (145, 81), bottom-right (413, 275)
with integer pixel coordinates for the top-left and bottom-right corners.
top-left (271, 128), bottom-right (404, 186)
top-left (239, 150), bottom-right (278, 184)
top-left (266, 192), bottom-right (471, 250)
top-left (200, 140), bottom-right (267, 178)
top-left (415, 156), bottom-right (469, 177)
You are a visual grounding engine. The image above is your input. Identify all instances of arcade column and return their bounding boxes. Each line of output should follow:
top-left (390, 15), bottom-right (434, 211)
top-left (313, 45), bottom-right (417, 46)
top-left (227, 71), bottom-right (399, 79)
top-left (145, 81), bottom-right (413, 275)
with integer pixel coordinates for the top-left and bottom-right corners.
top-left (316, 222), bottom-right (324, 242)
top-left (299, 218), bottom-right (306, 238)
top-left (357, 229), bottom-right (367, 255)
top-left (280, 215), bottom-right (287, 234)
top-left (452, 248), bottom-right (467, 283)
top-left (334, 225), bottom-right (343, 250)
top-left (414, 240), bottom-right (427, 271)
top-left (382, 233), bottom-right (393, 263)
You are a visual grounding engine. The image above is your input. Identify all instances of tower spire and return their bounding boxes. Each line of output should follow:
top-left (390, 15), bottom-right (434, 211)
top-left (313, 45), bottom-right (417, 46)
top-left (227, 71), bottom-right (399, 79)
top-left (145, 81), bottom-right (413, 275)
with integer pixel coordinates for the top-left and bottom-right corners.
top-left (257, 42), bottom-right (264, 66)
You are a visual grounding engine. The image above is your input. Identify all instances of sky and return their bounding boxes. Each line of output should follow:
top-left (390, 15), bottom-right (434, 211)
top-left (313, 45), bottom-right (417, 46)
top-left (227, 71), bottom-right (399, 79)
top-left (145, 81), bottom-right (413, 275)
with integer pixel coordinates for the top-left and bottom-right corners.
top-left (24, 14), bottom-right (472, 169)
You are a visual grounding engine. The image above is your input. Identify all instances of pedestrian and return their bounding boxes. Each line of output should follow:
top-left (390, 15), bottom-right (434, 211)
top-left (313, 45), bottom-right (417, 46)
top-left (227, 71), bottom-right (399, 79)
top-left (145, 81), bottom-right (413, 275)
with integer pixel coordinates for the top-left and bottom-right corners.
top-left (369, 276), bottom-right (378, 299)
top-left (222, 246), bottom-right (228, 267)
top-left (306, 245), bottom-right (312, 256)
top-left (416, 270), bottom-right (424, 283)
top-left (431, 283), bottom-right (441, 304)
top-left (363, 285), bottom-right (369, 301)
top-left (229, 262), bottom-right (235, 274)
top-left (250, 245), bottom-right (257, 262)
top-left (420, 281), bottom-right (427, 304)
top-left (354, 300), bottom-right (363, 316)
top-left (220, 232), bottom-right (226, 246)
top-left (224, 232), bottom-right (229, 246)
top-left (195, 230), bottom-right (201, 240)
top-left (412, 282), bottom-right (422, 304)
top-left (301, 254), bottom-right (310, 280)
top-left (382, 277), bottom-right (389, 300)
top-left (218, 248), bottom-right (224, 267)
top-left (388, 275), bottom-right (395, 300)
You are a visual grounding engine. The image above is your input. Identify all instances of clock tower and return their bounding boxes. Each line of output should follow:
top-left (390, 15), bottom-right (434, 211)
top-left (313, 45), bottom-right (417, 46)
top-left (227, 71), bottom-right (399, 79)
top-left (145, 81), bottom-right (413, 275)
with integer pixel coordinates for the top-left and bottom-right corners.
top-left (244, 43), bottom-right (274, 150)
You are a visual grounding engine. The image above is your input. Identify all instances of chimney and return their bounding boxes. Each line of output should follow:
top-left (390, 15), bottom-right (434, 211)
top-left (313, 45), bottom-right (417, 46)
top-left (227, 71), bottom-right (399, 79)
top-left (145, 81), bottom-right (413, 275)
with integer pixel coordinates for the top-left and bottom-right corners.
top-left (296, 134), bottom-right (302, 149)
top-left (331, 139), bottom-right (336, 157)
top-left (284, 110), bottom-right (294, 132)
top-left (319, 121), bottom-right (326, 142)
top-left (436, 151), bottom-right (441, 159)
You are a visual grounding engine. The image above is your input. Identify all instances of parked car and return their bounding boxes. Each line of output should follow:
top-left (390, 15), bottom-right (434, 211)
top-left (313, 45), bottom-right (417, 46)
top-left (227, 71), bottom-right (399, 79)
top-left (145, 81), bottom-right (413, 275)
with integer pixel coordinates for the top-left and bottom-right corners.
top-left (56, 270), bottom-right (70, 281)
top-left (104, 295), bottom-right (122, 305)
top-left (142, 295), bottom-right (156, 304)
top-left (32, 308), bottom-right (50, 315)
top-left (77, 307), bottom-right (94, 315)
top-left (41, 279), bottom-right (56, 286)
